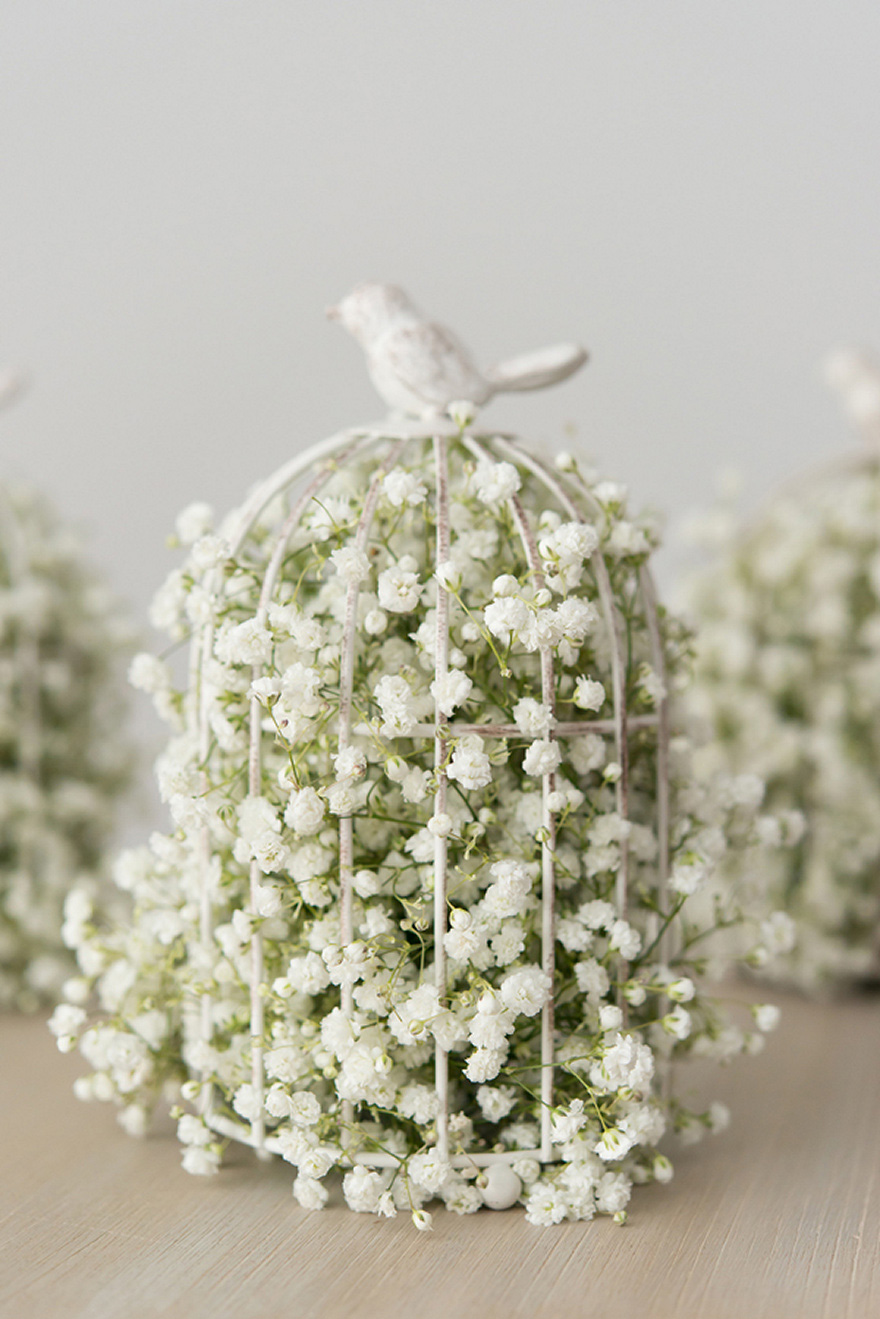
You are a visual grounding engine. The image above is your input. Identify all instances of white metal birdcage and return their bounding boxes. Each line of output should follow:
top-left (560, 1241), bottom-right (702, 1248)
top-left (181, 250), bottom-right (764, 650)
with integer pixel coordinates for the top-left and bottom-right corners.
top-left (63, 297), bottom-right (790, 1224)
top-left (182, 418), bottom-right (673, 1171)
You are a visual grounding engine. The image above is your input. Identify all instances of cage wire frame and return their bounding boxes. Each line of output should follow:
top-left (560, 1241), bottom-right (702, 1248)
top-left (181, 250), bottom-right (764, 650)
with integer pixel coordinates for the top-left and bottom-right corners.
top-left (188, 418), bottom-right (672, 1170)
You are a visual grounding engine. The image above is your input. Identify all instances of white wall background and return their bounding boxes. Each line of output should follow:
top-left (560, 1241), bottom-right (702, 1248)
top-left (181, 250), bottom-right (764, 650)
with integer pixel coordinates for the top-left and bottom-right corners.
top-left (2, 1), bottom-right (879, 625)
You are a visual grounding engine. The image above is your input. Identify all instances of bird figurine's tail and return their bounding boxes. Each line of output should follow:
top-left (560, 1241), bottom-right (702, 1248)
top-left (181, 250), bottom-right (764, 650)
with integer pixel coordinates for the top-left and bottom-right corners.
top-left (484, 343), bottom-right (588, 394)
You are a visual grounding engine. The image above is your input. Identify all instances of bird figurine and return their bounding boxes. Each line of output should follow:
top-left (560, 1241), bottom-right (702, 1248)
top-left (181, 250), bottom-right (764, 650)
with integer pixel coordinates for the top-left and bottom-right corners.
top-left (327, 282), bottom-right (588, 418)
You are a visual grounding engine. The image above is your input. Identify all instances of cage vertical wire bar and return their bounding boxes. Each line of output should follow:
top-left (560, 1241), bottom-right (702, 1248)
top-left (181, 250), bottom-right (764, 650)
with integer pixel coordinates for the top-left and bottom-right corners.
top-left (246, 761), bottom-right (266, 1149)
top-left (335, 437), bottom-right (409, 1144)
top-left (501, 482), bottom-right (556, 1155)
top-left (639, 567), bottom-right (671, 950)
top-left (506, 489), bottom-right (558, 1163)
top-left (195, 603), bottom-right (217, 1119)
top-left (432, 433), bottom-right (451, 1162)
top-left (491, 438), bottom-right (635, 1001)
top-left (244, 482), bottom-right (342, 1155)
top-left (461, 434), bottom-right (564, 1157)
top-left (639, 564), bottom-right (674, 1100)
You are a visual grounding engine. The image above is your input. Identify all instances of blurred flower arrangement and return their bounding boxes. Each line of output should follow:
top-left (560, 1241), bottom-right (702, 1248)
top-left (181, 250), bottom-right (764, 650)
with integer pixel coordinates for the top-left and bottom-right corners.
top-left (686, 350), bottom-right (880, 991)
top-left (55, 407), bottom-right (792, 1227)
top-left (0, 472), bottom-right (134, 1009)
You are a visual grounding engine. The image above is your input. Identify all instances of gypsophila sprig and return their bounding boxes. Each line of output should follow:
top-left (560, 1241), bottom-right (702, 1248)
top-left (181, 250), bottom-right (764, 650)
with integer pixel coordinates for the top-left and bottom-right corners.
top-left (61, 414), bottom-right (793, 1224)
top-left (0, 481), bottom-right (134, 1010)
top-left (685, 349), bottom-right (880, 990)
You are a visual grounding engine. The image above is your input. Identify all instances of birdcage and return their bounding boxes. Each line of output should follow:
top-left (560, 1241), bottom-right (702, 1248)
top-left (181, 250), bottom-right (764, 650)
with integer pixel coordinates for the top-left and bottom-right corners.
top-left (62, 404), bottom-right (792, 1224)
top-left (0, 478), bottom-right (133, 1010)
top-left (687, 349), bottom-right (880, 991)
top-left (192, 420), bottom-right (670, 1174)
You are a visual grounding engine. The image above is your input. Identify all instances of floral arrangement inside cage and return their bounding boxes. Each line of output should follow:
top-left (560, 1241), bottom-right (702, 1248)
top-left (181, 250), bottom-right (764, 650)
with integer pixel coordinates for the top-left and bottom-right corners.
top-left (58, 287), bottom-right (792, 1227)
top-left (0, 457), bottom-right (134, 1010)
top-left (686, 348), bottom-right (880, 992)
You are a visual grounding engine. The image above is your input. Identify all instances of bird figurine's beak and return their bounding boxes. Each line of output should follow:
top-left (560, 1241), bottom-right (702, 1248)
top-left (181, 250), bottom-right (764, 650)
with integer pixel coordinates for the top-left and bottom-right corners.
top-left (325, 304), bottom-right (341, 322)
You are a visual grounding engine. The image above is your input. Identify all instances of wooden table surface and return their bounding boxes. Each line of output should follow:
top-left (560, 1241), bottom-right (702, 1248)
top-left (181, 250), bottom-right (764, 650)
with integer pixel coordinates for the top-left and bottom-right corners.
top-left (1, 991), bottom-right (879, 1319)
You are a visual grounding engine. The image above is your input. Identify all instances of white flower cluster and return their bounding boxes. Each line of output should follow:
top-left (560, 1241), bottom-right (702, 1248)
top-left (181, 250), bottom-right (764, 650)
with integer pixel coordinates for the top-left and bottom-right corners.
top-left (687, 445), bottom-right (880, 989)
top-left (0, 482), bottom-right (134, 1010)
top-left (59, 435), bottom-right (790, 1226)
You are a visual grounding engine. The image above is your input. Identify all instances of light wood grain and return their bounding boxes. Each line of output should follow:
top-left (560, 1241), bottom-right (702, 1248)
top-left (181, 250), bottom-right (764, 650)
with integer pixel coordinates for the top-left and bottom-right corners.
top-left (1, 992), bottom-right (879, 1319)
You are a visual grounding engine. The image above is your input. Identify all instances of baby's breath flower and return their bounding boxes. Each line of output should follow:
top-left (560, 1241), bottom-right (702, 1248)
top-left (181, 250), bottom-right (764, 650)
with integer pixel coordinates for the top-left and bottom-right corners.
top-left (373, 673), bottom-right (419, 737)
top-left (447, 735), bottom-right (492, 790)
top-left (215, 618), bottom-right (273, 667)
top-left (330, 545), bottom-right (370, 584)
top-left (334, 746), bottom-right (366, 782)
top-left (284, 787), bottom-right (325, 836)
top-left (653, 1154), bottom-right (674, 1183)
top-left (473, 460), bottom-right (520, 506)
top-left (573, 676), bottom-right (605, 711)
top-left (752, 1003), bottom-right (781, 1032)
top-left (182, 1146), bottom-right (221, 1177)
top-left (293, 1176), bottom-right (329, 1210)
top-left (175, 501), bottom-right (214, 545)
top-left (708, 1102), bottom-right (731, 1133)
top-left (435, 560), bottom-right (461, 592)
top-left (248, 676), bottom-right (281, 705)
top-left (595, 1126), bottom-right (636, 1162)
top-left (513, 698), bottom-right (555, 738)
top-left (669, 860), bottom-right (708, 897)
top-left (383, 470), bottom-right (427, 507)
top-left (431, 669), bottom-right (473, 717)
top-left (522, 738), bottom-right (561, 777)
top-left (524, 1183), bottom-right (568, 1227)
top-left (129, 652), bottom-right (170, 695)
top-left (593, 481), bottom-right (627, 507)
top-left (609, 919), bottom-right (642, 961)
top-left (599, 1004), bottom-right (623, 1032)
top-left (662, 1006), bottom-right (692, 1040)
top-left (377, 562), bottom-right (423, 614)
top-left (191, 534), bottom-right (231, 572)
top-left (760, 911), bottom-right (797, 956)
top-left (499, 965), bottom-right (552, 1018)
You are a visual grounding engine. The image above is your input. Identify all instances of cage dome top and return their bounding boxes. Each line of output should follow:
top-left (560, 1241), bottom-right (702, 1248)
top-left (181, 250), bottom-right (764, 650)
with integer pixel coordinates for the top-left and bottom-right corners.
top-left (61, 293), bottom-right (791, 1227)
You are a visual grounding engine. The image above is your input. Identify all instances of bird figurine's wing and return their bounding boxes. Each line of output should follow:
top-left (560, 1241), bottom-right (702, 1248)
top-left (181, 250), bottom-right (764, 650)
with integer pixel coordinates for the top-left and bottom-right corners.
top-left (374, 321), bottom-right (492, 413)
top-left (484, 343), bottom-right (588, 394)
